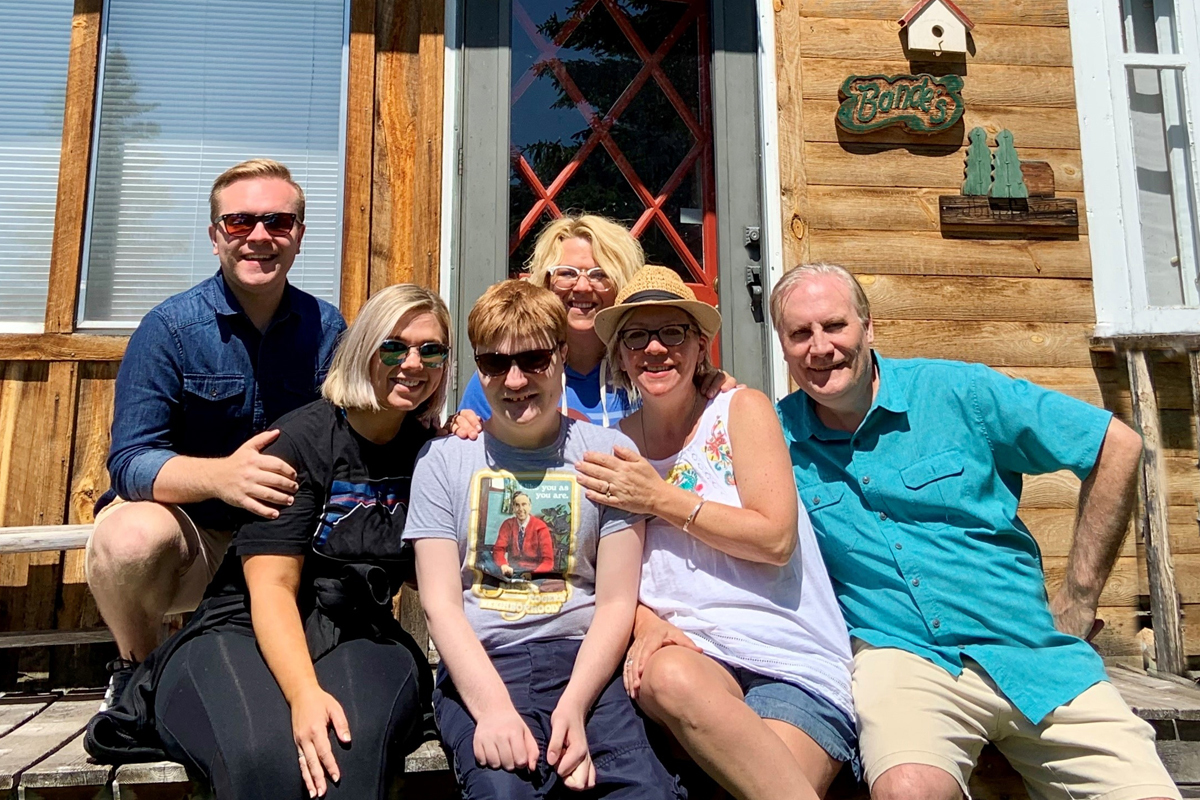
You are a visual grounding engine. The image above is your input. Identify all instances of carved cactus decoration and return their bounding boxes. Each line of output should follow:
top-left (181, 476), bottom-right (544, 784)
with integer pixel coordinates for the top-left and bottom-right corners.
top-left (990, 129), bottom-right (1029, 199)
top-left (961, 126), bottom-right (992, 196)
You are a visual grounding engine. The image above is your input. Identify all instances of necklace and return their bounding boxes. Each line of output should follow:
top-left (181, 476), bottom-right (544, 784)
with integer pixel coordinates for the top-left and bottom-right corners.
top-left (640, 392), bottom-right (704, 460)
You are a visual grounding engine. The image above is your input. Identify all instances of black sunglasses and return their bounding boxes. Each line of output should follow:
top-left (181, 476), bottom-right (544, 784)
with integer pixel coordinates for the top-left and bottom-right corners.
top-left (215, 212), bottom-right (300, 238)
top-left (619, 324), bottom-right (697, 351)
top-left (474, 347), bottom-right (559, 377)
top-left (379, 340), bottom-right (450, 367)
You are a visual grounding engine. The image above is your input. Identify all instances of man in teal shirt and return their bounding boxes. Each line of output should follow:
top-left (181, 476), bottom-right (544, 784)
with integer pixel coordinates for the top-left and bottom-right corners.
top-left (771, 263), bottom-right (1178, 800)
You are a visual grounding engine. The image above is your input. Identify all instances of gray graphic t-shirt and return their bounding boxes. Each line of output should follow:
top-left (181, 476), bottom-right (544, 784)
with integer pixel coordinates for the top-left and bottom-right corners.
top-left (404, 417), bottom-right (644, 653)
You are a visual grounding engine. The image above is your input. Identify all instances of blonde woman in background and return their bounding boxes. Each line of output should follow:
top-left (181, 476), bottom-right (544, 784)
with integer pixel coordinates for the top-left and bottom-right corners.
top-left (455, 214), bottom-right (734, 432)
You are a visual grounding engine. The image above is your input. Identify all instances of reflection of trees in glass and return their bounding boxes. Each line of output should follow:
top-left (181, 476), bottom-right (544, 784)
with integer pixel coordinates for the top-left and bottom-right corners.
top-left (509, 0), bottom-right (702, 276)
top-left (85, 46), bottom-right (163, 321)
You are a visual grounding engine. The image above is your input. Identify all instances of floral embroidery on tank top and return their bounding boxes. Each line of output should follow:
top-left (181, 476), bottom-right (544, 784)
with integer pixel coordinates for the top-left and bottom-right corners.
top-left (665, 462), bottom-right (704, 492)
top-left (704, 418), bottom-right (736, 486)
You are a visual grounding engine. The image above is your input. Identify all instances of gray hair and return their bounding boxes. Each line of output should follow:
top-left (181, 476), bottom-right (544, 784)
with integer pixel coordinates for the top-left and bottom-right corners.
top-left (322, 284), bottom-right (452, 425)
top-left (768, 263), bottom-right (872, 335)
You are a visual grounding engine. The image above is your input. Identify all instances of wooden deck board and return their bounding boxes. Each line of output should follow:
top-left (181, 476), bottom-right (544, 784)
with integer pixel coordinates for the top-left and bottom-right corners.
top-left (0, 696), bottom-right (98, 790)
top-left (1109, 665), bottom-right (1200, 721)
top-left (19, 730), bottom-right (108, 789)
top-left (0, 699), bottom-right (54, 739)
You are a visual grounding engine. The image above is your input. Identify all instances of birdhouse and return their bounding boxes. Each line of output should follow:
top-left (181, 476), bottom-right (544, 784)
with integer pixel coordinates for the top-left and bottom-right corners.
top-left (898, 0), bottom-right (974, 56)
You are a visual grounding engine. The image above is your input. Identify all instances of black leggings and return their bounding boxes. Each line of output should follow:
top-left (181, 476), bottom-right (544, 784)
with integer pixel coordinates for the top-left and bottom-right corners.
top-left (155, 629), bottom-right (421, 800)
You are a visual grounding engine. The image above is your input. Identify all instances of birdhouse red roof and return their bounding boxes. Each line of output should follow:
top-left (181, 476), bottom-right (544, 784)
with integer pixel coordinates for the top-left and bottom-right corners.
top-left (898, 0), bottom-right (976, 30)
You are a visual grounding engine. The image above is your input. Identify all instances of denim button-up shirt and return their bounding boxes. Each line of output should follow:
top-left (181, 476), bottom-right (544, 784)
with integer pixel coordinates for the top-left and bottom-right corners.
top-left (104, 272), bottom-right (346, 529)
top-left (778, 355), bottom-right (1113, 724)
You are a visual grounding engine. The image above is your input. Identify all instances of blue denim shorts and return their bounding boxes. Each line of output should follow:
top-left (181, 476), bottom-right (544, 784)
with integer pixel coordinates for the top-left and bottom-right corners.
top-left (721, 663), bottom-right (861, 778)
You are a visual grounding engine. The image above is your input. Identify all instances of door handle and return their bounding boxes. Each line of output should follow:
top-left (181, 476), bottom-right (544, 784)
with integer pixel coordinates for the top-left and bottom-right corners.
top-left (746, 265), bottom-right (764, 323)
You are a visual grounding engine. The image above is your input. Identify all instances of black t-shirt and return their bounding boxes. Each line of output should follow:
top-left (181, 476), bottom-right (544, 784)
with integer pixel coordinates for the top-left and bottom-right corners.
top-left (208, 399), bottom-right (436, 614)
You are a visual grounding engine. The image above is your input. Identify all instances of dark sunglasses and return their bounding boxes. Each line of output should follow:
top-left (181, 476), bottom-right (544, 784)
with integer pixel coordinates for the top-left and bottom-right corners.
top-left (215, 212), bottom-right (300, 238)
top-left (474, 347), bottom-right (559, 377)
top-left (619, 324), bottom-right (697, 351)
top-left (379, 340), bottom-right (450, 367)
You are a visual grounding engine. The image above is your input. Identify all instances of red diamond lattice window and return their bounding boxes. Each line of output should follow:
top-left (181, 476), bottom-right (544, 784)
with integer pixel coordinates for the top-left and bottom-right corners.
top-left (508, 0), bottom-right (718, 305)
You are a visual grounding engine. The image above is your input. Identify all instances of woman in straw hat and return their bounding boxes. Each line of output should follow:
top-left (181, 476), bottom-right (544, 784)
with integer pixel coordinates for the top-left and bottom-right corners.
top-left (453, 215), bottom-right (735, 433)
top-left (575, 266), bottom-right (857, 799)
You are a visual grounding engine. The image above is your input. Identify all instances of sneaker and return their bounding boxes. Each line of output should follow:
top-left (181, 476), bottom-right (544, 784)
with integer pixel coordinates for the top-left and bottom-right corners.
top-left (99, 658), bottom-right (136, 713)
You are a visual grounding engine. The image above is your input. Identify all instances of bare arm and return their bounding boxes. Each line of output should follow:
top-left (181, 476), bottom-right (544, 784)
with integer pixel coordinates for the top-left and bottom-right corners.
top-left (153, 429), bottom-right (299, 518)
top-left (578, 390), bottom-right (797, 565)
top-left (1050, 418), bottom-right (1143, 639)
top-left (244, 554), bottom-right (348, 797)
top-left (548, 523), bottom-right (645, 790)
top-left (413, 538), bottom-right (540, 772)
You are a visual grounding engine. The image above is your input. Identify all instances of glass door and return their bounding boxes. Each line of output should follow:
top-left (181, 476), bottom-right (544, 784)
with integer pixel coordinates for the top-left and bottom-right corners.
top-left (454, 0), bottom-right (768, 395)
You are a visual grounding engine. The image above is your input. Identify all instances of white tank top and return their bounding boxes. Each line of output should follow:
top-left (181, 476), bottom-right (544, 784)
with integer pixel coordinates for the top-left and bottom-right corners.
top-left (638, 389), bottom-right (855, 720)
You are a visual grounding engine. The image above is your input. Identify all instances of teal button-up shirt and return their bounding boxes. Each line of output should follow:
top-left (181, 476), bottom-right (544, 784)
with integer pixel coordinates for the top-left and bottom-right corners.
top-left (778, 356), bottom-right (1113, 724)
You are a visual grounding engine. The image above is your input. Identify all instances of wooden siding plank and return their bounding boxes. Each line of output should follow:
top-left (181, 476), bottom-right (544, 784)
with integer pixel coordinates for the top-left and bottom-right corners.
top-left (44, 0), bottom-right (104, 334)
top-left (1043, 555), bottom-right (1139, 608)
top-left (873, 320), bottom-right (1097, 367)
top-left (0, 336), bottom-right (125, 362)
top-left (371, 0), bottom-right (444, 292)
top-left (802, 186), bottom-right (1088, 234)
top-left (797, 0), bottom-right (1069, 26)
top-left (799, 18), bottom-right (1074, 67)
top-left (810, 231), bottom-right (1092, 279)
top-left (800, 58), bottom-right (1078, 107)
top-left (805, 142), bottom-right (1084, 192)
top-left (997, 367), bottom-right (1110, 407)
top-left (775, 0), bottom-right (811, 266)
top-left (804, 100), bottom-right (1081, 150)
top-left (340, 0), bottom-right (377, 324)
top-left (860, 275), bottom-right (1096, 323)
top-left (1023, 508), bottom-right (1136, 559)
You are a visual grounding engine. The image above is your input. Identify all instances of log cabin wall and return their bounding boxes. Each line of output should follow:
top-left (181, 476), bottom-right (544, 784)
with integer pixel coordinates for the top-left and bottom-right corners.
top-left (0, 0), bottom-right (445, 688)
top-left (771, 0), bottom-right (1198, 666)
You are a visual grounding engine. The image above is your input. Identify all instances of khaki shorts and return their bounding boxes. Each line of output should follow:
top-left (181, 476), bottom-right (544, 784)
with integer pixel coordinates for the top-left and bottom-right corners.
top-left (853, 643), bottom-right (1180, 800)
top-left (87, 497), bottom-right (233, 615)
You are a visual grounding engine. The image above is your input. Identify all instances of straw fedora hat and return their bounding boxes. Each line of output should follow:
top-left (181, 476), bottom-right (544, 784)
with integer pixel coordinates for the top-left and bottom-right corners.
top-left (593, 265), bottom-right (722, 346)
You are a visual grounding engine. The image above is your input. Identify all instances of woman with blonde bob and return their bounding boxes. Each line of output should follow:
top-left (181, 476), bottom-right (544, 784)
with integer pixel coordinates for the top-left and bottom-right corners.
top-left (575, 267), bottom-right (857, 800)
top-left (93, 285), bottom-right (450, 800)
top-left (455, 214), bottom-right (735, 432)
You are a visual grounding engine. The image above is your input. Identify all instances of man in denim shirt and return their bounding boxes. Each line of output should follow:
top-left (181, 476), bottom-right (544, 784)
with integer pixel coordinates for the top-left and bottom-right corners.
top-left (87, 159), bottom-right (345, 706)
top-left (772, 263), bottom-right (1178, 800)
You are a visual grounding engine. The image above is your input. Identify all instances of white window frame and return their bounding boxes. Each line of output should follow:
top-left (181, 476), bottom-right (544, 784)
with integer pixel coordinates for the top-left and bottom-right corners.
top-left (1070, 0), bottom-right (1200, 336)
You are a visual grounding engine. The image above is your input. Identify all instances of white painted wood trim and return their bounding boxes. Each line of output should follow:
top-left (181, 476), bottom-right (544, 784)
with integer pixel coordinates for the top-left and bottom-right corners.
top-left (756, 0), bottom-right (789, 401)
top-left (440, 0), bottom-right (463, 412)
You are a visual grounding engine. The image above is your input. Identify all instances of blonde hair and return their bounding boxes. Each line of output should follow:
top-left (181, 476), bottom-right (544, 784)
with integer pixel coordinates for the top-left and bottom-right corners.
top-left (604, 308), bottom-right (714, 393)
top-left (209, 159), bottom-right (306, 223)
top-left (524, 215), bottom-right (643, 293)
top-left (768, 262), bottom-right (872, 336)
top-left (322, 284), bottom-right (451, 425)
top-left (468, 280), bottom-right (567, 353)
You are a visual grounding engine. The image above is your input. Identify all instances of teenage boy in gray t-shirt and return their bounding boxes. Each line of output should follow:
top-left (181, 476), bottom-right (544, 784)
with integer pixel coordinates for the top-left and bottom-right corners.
top-left (405, 281), bottom-right (682, 799)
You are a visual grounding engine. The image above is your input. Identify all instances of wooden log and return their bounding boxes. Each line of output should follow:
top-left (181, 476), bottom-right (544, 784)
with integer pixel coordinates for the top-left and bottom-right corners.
top-left (806, 142), bottom-right (1084, 192)
top-left (872, 319), bottom-right (1098, 367)
top-left (805, 99), bottom-right (1081, 149)
top-left (858, 275), bottom-right (1095, 323)
top-left (0, 525), bottom-right (91, 554)
top-left (938, 196), bottom-right (1079, 233)
top-left (797, 0), bottom-right (1069, 26)
top-left (1127, 349), bottom-right (1187, 675)
top-left (810, 230), bottom-right (1092, 278)
top-left (801, 58), bottom-right (1077, 107)
top-left (799, 17), bottom-right (1074, 67)
top-left (1020, 161), bottom-right (1056, 197)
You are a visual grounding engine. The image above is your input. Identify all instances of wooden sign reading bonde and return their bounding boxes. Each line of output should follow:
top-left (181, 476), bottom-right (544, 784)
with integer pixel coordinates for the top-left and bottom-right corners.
top-left (836, 73), bottom-right (965, 134)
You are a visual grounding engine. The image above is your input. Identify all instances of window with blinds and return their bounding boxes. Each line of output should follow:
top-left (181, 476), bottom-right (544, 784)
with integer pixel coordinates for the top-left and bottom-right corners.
top-left (0, 1), bottom-right (74, 329)
top-left (78, 0), bottom-right (348, 328)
